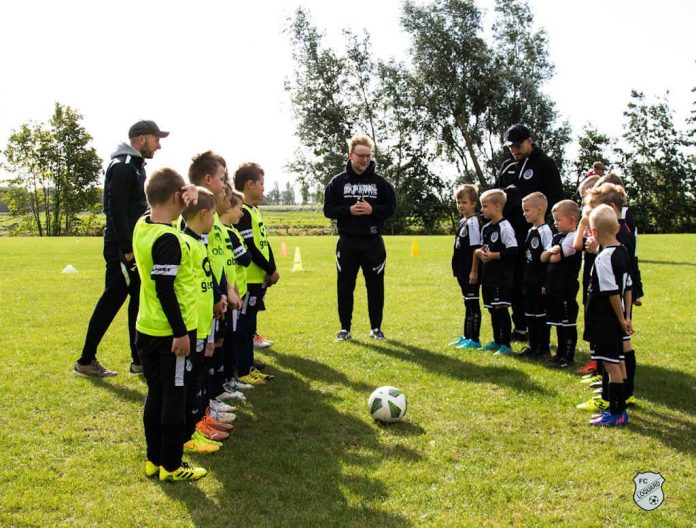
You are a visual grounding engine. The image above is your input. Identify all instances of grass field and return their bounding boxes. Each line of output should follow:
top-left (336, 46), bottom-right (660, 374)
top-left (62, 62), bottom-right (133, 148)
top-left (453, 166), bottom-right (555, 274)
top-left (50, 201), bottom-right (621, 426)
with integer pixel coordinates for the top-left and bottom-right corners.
top-left (1, 234), bottom-right (695, 527)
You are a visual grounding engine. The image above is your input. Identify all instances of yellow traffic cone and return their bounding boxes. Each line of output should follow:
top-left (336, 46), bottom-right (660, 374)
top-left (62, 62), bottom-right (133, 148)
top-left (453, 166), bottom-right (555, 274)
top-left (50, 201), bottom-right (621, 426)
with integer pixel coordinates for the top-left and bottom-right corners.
top-left (291, 246), bottom-right (304, 272)
top-left (280, 240), bottom-right (289, 257)
top-left (410, 238), bottom-right (420, 257)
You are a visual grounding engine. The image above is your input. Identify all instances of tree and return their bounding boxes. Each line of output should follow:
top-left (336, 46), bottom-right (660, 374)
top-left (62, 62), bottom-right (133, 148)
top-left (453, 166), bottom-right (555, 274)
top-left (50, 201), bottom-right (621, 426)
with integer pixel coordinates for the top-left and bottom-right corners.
top-left (2, 103), bottom-right (102, 236)
top-left (281, 181), bottom-right (296, 205)
top-left (574, 125), bottom-right (613, 183)
top-left (265, 181), bottom-right (281, 205)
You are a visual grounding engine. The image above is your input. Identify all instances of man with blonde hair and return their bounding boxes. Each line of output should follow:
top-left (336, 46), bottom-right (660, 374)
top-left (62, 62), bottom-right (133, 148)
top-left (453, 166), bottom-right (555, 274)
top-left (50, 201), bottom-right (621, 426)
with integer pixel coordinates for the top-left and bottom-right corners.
top-left (323, 135), bottom-right (396, 341)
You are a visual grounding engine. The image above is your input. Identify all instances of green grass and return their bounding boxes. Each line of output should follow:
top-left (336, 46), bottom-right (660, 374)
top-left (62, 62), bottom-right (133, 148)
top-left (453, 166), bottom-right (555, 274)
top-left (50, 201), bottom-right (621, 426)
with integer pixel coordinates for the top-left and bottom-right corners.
top-left (1, 235), bottom-right (695, 527)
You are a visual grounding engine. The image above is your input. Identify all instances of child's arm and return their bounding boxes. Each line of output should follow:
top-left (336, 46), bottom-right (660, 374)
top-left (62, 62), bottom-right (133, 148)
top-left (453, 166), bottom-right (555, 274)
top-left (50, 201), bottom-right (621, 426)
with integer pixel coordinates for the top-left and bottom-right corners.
top-left (236, 209), bottom-right (277, 279)
top-left (623, 287), bottom-right (634, 334)
top-left (573, 217), bottom-right (588, 251)
top-left (541, 245), bottom-right (560, 263)
top-left (608, 293), bottom-right (629, 336)
top-left (469, 251), bottom-right (480, 284)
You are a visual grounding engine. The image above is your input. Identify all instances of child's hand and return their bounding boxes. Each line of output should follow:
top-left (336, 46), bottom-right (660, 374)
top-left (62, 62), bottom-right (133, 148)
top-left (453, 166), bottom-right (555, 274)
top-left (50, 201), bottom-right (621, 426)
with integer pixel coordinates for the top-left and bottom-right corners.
top-left (541, 287), bottom-right (547, 295)
top-left (547, 245), bottom-right (561, 255)
top-left (171, 335), bottom-right (190, 356)
top-left (214, 295), bottom-right (227, 319)
top-left (229, 290), bottom-right (242, 310)
top-left (266, 270), bottom-right (280, 285)
top-left (633, 297), bottom-right (643, 307)
top-left (585, 237), bottom-right (599, 254)
top-left (180, 184), bottom-right (198, 206)
top-left (468, 271), bottom-right (478, 285)
top-left (625, 318), bottom-right (634, 335)
top-left (204, 342), bottom-right (215, 358)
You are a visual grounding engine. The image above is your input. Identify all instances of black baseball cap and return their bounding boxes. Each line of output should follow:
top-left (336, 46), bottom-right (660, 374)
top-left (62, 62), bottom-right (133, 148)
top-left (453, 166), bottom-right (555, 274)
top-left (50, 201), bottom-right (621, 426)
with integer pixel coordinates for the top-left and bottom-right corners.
top-left (128, 120), bottom-right (170, 139)
top-left (504, 124), bottom-right (531, 146)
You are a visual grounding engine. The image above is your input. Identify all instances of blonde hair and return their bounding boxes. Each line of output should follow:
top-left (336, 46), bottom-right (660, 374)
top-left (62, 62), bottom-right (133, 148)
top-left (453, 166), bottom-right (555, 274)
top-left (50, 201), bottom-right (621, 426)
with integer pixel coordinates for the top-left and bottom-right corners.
top-left (522, 191), bottom-right (548, 214)
top-left (578, 175), bottom-right (600, 198)
top-left (455, 183), bottom-right (479, 202)
top-left (586, 183), bottom-right (627, 210)
top-left (347, 134), bottom-right (374, 152)
top-left (182, 187), bottom-right (216, 221)
top-left (552, 199), bottom-right (580, 220)
top-left (480, 188), bottom-right (507, 207)
top-left (589, 204), bottom-right (619, 237)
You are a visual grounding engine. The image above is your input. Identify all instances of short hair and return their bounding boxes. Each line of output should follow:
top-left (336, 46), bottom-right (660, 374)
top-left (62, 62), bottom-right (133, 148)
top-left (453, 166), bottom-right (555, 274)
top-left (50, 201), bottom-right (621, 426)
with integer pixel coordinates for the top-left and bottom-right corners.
top-left (479, 188), bottom-right (507, 207)
top-left (578, 175), bottom-right (600, 198)
top-left (589, 204), bottom-right (619, 237)
top-left (522, 191), bottom-right (548, 213)
top-left (219, 184), bottom-right (244, 214)
top-left (586, 183), bottom-right (627, 210)
top-left (596, 172), bottom-right (624, 188)
top-left (455, 183), bottom-right (479, 202)
top-left (347, 134), bottom-right (374, 153)
top-left (145, 168), bottom-right (185, 206)
top-left (189, 151), bottom-right (223, 185)
top-left (182, 186), bottom-right (216, 221)
top-left (234, 162), bottom-right (264, 192)
top-left (552, 199), bottom-right (580, 220)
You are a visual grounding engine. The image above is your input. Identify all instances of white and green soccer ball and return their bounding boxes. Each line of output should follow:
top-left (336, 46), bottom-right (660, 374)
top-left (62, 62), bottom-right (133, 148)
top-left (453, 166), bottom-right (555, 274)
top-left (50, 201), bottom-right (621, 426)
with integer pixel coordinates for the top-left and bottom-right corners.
top-left (368, 386), bottom-right (407, 423)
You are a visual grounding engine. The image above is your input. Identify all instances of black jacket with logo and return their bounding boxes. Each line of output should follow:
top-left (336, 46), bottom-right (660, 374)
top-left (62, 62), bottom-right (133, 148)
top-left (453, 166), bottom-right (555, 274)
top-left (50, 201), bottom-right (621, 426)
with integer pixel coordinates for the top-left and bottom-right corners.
top-left (323, 160), bottom-right (396, 236)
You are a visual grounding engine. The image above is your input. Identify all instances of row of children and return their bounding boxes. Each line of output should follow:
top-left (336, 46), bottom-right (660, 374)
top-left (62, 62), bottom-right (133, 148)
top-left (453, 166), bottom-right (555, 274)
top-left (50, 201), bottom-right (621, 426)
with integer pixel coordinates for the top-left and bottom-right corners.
top-left (134, 152), bottom-right (278, 482)
top-left (450, 172), bottom-right (642, 427)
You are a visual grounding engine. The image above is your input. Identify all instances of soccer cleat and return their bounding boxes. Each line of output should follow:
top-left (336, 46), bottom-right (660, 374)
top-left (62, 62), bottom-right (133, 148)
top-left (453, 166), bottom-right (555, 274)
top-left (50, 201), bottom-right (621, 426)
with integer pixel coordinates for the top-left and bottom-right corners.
top-left (145, 460), bottom-right (159, 478)
top-left (209, 399), bottom-right (236, 413)
top-left (192, 430), bottom-right (223, 447)
top-left (335, 329), bottom-right (352, 342)
top-left (238, 373), bottom-right (266, 386)
top-left (625, 396), bottom-right (638, 406)
top-left (550, 357), bottom-right (572, 369)
top-left (457, 339), bottom-right (482, 350)
top-left (183, 437), bottom-right (220, 454)
top-left (580, 374), bottom-right (602, 384)
top-left (253, 334), bottom-right (272, 348)
top-left (480, 341), bottom-right (499, 351)
top-left (589, 380), bottom-right (603, 389)
top-left (159, 462), bottom-right (207, 482)
top-left (511, 329), bottom-right (528, 342)
top-left (224, 378), bottom-right (254, 391)
top-left (593, 387), bottom-right (604, 395)
top-left (129, 362), bottom-right (143, 375)
top-left (195, 421), bottom-right (230, 441)
top-left (493, 345), bottom-right (513, 356)
top-left (576, 360), bottom-right (597, 375)
top-left (576, 397), bottom-right (609, 412)
top-left (253, 360), bottom-right (267, 371)
top-left (590, 410), bottom-right (628, 427)
top-left (449, 336), bottom-right (468, 347)
top-left (207, 407), bottom-right (237, 423)
top-left (370, 328), bottom-right (386, 340)
top-left (200, 414), bottom-right (233, 432)
top-left (216, 389), bottom-right (247, 402)
top-left (73, 359), bottom-right (117, 378)
top-left (250, 366), bottom-right (274, 381)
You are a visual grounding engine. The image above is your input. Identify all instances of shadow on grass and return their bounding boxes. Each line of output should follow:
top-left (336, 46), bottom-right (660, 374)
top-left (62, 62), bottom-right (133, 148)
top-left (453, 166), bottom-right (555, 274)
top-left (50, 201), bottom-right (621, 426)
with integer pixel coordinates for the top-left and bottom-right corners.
top-left (629, 409), bottom-right (696, 454)
top-left (160, 349), bottom-right (417, 527)
top-left (640, 259), bottom-right (696, 267)
top-left (635, 364), bottom-right (696, 416)
top-left (75, 376), bottom-right (145, 404)
top-left (353, 339), bottom-right (553, 396)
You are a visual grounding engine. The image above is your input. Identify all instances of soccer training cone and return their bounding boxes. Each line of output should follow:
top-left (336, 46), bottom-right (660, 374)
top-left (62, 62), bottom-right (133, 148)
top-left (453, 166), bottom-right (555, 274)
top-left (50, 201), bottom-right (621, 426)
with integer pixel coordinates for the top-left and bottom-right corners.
top-left (62, 264), bottom-right (78, 274)
top-left (280, 240), bottom-right (289, 257)
top-left (291, 246), bottom-right (304, 272)
top-left (410, 239), bottom-right (420, 257)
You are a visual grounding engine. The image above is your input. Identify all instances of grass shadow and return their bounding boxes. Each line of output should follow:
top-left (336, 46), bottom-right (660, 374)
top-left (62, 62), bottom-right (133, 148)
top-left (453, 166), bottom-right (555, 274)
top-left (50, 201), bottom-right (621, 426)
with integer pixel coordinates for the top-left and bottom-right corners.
top-left (640, 259), bottom-right (696, 267)
top-left (634, 364), bottom-right (696, 415)
top-left (74, 376), bottom-right (146, 405)
top-left (629, 410), bottom-right (696, 454)
top-left (353, 339), bottom-right (553, 396)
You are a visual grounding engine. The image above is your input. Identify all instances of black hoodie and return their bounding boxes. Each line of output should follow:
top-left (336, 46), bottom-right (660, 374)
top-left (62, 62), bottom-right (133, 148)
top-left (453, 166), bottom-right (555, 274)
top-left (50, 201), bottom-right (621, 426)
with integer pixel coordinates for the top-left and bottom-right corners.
top-left (323, 160), bottom-right (396, 236)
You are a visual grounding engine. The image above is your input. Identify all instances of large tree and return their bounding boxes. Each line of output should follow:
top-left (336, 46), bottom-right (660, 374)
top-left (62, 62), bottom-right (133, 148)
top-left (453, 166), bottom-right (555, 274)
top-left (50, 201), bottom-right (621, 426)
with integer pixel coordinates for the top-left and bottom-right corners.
top-left (2, 103), bottom-right (102, 236)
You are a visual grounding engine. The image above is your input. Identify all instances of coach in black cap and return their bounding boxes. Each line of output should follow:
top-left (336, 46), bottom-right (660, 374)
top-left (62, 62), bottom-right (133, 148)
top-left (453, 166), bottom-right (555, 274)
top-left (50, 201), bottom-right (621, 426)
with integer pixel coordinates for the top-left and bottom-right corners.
top-left (74, 120), bottom-right (169, 377)
top-left (495, 124), bottom-right (563, 342)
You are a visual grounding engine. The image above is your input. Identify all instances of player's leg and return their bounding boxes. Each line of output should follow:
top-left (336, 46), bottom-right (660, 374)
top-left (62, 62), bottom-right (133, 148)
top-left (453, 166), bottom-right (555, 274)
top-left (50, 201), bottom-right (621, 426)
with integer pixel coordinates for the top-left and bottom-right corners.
top-left (336, 236), bottom-right (360, 334)
top-left (361, 236), bottom-right (387, 335)
top-left (464, 282), bottom-right (481, 345)
top-left (523, 290), bottom-right (539, 355)
top-left (510, 253), bottom-right (528, 341)
top-left (126, 265), bottom-right (141, 369)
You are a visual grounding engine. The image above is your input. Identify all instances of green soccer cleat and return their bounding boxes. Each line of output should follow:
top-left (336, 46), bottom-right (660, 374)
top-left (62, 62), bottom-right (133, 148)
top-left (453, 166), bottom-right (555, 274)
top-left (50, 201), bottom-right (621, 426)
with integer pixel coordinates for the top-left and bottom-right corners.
top-left (580, 374), bottom-right (602, 384)
top-left (457, 339), bottom-right (482, 349)
top-left (159, 462), bottom-right (207, 482)
top-left (480, 341), bottom-right (499, 351)
top-left (576, 397), bottom-right (609, 412)
top-left (145, 460), bottom-right (159, 478)
top-left (625, 396), bottom-right (638, 406)
top-left (493, 345), bottom-right (513, 356)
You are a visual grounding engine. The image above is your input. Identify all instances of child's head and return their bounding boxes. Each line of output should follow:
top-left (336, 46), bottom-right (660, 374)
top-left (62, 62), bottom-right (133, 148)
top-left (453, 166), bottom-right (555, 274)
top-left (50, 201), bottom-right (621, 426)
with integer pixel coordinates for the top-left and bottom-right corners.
top-left (189, 151), bottom-right (226, 199)
top-left (585, 182), bottom-right (627, 213)
top-left (182, 186), bottom-right (216, 233)
top-left (455, 184), bottom-right (479, 216)
top-left (479, 189), bottom-right (506, 220)
top-left (596, 172), bottom-right (624, 188)
top-left (577, 175), bottom-right (600, 198)
top-left (218, 184), bottom-right (245, 225)
top-left (234, 162), bottom-right (265, 205)
top-left (521, 191), bottom-right (548, 225)
top-left (551, 199), bottom-right (580, 232)
top-left (145, 168), bottom-right (186, 214)
top-left (589, 204), bottom-right (619, 243)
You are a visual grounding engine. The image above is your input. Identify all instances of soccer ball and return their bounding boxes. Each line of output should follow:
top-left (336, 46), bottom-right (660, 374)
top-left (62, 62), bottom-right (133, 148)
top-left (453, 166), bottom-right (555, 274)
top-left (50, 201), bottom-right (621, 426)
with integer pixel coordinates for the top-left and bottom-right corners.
top-left (368, 386), bottom-right (407, 423)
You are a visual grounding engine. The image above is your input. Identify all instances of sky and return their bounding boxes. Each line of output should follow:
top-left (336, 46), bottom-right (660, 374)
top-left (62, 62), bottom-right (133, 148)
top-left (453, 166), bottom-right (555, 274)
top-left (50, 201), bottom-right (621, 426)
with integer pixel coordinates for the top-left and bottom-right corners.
top-left (0, 0), bottom-right (694, 190)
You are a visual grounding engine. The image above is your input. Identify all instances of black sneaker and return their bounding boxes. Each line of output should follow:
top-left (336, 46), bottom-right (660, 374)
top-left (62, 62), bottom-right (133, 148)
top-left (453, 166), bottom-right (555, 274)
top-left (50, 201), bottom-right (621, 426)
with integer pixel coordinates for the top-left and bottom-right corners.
top-left (253, 360), bottom-right (266, 371)
top-left (370, 328), bottom-right (386, 340)
top-left (511, 329), bottom-right (529, 342)
top-left (335, 329), bottom-right (352, 342)
top-left (519, 347), bottom-right (541, 360)
top-left (129, 362), bottom-right (143, 375)
top-left (551, 356), bottom-right (572, 369)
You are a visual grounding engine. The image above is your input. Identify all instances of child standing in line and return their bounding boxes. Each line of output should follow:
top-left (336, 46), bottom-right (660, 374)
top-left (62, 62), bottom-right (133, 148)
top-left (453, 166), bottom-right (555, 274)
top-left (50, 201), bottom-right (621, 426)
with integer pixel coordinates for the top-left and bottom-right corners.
top-left (449, 184), bottom-right (482, 349)
top-left (470, 189), bottom-right (518, 356)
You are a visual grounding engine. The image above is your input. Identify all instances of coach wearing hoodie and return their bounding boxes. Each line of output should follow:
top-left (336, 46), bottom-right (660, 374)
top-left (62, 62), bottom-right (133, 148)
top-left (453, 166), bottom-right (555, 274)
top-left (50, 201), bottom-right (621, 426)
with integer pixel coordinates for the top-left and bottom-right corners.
top-left (324, 135), bottom-right (396, 342)
top-left (495, 124), bottom-right (563, 342)
top-left (74, 120), bottom-right (169, 378)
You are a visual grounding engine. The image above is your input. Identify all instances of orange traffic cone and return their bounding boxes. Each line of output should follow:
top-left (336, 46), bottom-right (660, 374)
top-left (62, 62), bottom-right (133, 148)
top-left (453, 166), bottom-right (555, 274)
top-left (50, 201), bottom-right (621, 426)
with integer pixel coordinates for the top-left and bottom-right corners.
top-left (280, 240), bottom-right (289, 257)
top-left (410, 238), bottom-right (420, 257)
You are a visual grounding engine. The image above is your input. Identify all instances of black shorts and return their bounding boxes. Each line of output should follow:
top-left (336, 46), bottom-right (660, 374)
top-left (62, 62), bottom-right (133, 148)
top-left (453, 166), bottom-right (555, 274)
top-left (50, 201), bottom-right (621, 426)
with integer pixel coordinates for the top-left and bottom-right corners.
top-left (546, 296), bottom-right (578, 327)
top-left (456, 277), bottom-right (480, 301)
top-left (590, 341), bottom-right (624, 364)
top-left (482, 285), bottom-right (511, 309)
top-left (523, 290), bottom-right (546, 318)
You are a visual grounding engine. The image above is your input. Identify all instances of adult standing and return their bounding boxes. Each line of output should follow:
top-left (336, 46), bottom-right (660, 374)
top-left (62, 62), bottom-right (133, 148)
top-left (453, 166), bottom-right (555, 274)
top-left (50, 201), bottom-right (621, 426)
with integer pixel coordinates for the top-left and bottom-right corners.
top-left (323, 135), bottom-right (396, 342)
top-left (74, 120), bottom-right (169, 377)
top-left (495, 124), bottom-right (563, 341)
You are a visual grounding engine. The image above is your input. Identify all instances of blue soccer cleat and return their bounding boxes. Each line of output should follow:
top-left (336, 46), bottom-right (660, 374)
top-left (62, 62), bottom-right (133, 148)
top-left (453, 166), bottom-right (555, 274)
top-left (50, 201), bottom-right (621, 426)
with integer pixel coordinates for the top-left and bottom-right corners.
top-left (480, 341), bottom-right (499, 351)
top-left (590, 410), bottom-right (628, 427)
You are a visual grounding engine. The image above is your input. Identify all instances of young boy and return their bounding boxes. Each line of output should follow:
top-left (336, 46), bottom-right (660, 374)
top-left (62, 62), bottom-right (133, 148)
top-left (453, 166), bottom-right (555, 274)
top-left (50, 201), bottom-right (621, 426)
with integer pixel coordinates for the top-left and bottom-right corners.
top-left (234, 162), bottom-right (277, 382)
top-left (180, 188), bottom-right (231, 447)
top-left (470, 189), bottom-right (518, 355)
top-left (450, 184), bottom-right (482, 349)
top-left (133, 168), bottom-right (206, 482)
top-left (584, 204), bottom-right (633, 427)
top-left (520, 192), bottom-right (553, 360)
top-left (541, 200), bottom-right (582, 368)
